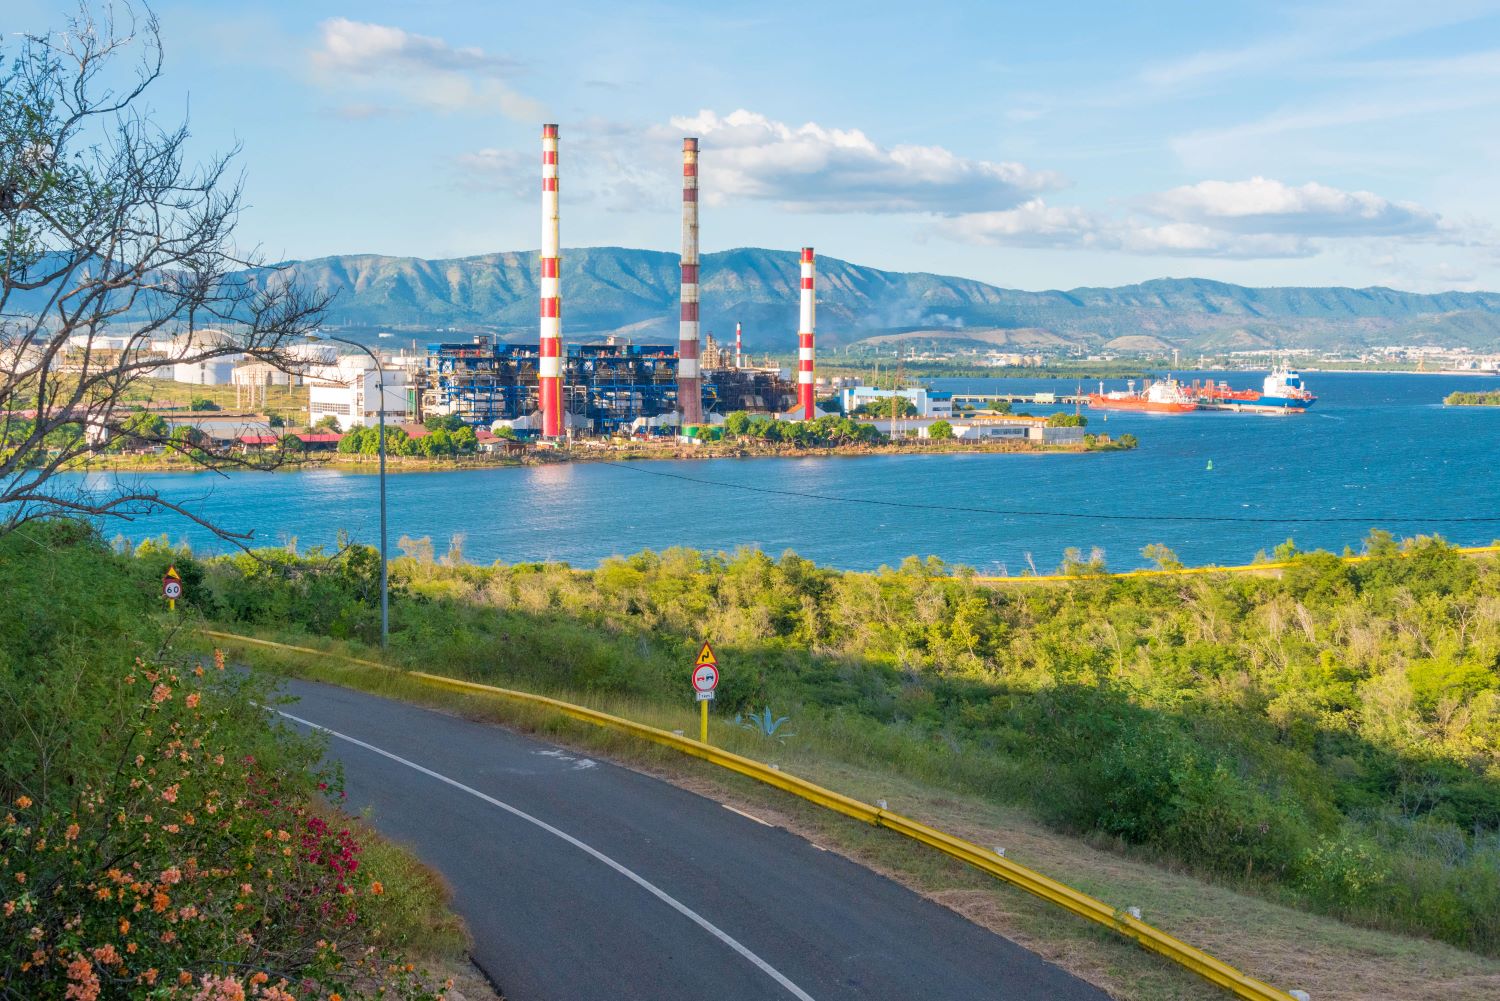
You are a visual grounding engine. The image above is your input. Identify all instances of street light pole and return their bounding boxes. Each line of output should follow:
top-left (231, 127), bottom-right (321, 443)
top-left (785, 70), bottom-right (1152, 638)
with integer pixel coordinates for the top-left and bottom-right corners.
top-left (306, 333), bottom-right (389, 648)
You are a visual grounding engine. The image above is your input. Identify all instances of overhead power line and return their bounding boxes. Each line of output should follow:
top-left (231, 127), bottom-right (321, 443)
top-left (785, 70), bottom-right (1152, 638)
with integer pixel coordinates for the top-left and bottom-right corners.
top-left (604, 461), bottom-right (1500, 526)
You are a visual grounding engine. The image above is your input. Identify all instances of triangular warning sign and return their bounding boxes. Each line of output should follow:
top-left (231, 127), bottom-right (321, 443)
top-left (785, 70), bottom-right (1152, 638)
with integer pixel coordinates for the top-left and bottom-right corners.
top-left (694, 641), bottom-right (717, 667)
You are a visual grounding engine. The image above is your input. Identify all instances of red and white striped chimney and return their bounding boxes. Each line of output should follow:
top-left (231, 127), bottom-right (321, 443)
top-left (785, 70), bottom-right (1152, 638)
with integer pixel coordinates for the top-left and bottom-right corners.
top-left (734, 321), bottom-right (742, 369)
top-left (539, 124), bottom-right (562, 438)
top-left (797, 247), bottom-right (816, 420)
top-left (678, 138), bottom-right (702, 425)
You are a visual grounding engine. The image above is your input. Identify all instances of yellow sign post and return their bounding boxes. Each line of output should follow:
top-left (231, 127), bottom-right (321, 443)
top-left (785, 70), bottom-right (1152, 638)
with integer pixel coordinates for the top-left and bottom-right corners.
top-left (691, 642), bottom-right (718, 744)
top-left (162, 565), bottom-right (184, 613)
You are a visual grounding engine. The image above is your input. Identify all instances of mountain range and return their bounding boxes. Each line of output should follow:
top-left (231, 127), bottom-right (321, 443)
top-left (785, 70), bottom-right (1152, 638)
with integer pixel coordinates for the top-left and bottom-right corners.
top-left (24, 247), bottom-right (1500, 353)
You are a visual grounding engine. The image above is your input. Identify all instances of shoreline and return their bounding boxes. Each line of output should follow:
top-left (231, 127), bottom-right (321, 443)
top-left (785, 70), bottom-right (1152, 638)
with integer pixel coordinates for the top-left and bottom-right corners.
top-left (70, 437), bottom-right (1125, 475)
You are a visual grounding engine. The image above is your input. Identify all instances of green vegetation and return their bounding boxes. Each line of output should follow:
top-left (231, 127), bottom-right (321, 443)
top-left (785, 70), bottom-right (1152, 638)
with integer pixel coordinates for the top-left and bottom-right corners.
top-left (168, 532), bottom-right (1500, 956)
top-left (337, 425), bottom-right (477, 458)
top-left (722, 411), bottom-right (882, 446)
top-left (927, 420), bottom-right (954, 440)
top-left (1445, 391), bottom-right (1500, 406)
top-left (1083, 432), bottom-right (1138, 450)
top-left (1047, 412), bottom-right (1088, 427)
top-left (0, 524), bottom-right (464, 999)
top-left (850, 397), bottom-right (918, 418)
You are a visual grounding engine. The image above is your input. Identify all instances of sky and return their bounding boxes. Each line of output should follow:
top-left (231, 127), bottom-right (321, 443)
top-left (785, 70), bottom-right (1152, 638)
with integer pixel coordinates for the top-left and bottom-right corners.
top-left (11, 0), bottom-right (1500, 292)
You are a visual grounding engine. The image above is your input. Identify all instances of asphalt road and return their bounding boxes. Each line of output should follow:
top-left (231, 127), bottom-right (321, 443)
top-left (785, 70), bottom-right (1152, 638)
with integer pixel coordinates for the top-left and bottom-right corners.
top-left (277, 679), bottom-right (1113, 1001)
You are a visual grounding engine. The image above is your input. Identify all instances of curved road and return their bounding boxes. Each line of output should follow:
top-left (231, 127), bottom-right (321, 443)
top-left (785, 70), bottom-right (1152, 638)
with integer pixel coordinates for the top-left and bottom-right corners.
top-left (279, 679), bottom-right (1111, 1001)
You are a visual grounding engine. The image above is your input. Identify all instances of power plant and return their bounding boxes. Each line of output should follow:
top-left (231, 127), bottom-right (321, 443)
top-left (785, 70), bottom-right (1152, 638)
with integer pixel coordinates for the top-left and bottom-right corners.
top-left (418, 127), bottom-right (813, 437)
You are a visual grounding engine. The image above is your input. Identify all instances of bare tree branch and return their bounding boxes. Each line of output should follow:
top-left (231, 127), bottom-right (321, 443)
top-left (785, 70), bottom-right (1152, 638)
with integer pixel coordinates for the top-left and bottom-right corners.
top-left (1, 1), bottom-right (332, 545)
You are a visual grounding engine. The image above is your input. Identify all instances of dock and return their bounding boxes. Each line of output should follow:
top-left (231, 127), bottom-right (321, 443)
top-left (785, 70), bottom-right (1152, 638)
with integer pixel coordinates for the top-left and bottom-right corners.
top-left (951, 392), bottom-right (1089, 406)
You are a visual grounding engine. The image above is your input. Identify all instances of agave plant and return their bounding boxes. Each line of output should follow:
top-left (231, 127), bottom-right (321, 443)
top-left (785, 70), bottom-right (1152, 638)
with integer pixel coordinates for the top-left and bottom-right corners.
top-left (735, 707), bottom-right (795, 741)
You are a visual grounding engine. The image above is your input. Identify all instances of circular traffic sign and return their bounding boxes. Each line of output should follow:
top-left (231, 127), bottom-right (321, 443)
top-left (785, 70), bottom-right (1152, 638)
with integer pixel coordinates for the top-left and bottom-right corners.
top-left (692, 663), bottom-right (719, 693)
top-left (163, 579), bottom-right (183, 600)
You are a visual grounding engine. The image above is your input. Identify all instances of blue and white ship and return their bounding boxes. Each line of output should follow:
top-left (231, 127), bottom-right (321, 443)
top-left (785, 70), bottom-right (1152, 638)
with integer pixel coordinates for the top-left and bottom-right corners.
top-left (1194, 367), bottom-right (1317, 413)
top-left (1253, 368), bottom-right (1317, 411)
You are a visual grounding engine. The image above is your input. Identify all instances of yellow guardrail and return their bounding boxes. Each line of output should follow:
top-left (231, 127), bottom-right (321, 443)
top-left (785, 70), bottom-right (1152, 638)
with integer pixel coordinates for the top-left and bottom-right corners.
top-left (203, 628), bottom-right (1297, 1000)
top-left (973, 542), bottom-right (1500, 584)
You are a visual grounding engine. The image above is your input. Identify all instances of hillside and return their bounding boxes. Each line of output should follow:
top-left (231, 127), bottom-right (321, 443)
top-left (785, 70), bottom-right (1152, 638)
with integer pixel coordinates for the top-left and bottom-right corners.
top-left (279, 248), bottom-right (1500, 351)
top-left (15, 247), bottom-right (1500, 351)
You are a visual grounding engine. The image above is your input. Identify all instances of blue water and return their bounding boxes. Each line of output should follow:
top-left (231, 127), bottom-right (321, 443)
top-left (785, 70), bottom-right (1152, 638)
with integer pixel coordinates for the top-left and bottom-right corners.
top-left (32, 372), bottom-right (1500, 573)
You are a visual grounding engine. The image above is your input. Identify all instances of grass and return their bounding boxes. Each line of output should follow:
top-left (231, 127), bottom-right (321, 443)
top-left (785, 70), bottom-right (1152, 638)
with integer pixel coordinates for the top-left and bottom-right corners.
top-left (126, 376), bottom-right (310, 423)
top-left (204, 628), bottom-right (1500, 1001)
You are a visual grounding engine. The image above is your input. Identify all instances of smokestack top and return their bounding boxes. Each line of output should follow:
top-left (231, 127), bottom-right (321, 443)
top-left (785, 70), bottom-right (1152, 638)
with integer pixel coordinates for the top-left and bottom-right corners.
top-left (542, 123), bottom-right (559, 137)
top-left (801, 247), bottom-right (814, 263)
top-left (683, 137), bottom-right (699, 151)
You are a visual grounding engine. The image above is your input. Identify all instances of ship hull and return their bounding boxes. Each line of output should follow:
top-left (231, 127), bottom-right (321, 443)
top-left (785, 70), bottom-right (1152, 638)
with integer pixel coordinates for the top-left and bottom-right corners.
top-left (1087, 395), bottom-right (1197, 414)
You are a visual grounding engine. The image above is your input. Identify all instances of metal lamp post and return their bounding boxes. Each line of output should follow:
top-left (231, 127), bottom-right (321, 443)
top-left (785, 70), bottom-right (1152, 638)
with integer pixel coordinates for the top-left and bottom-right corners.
top-left (305, 332), bottom-right (388, 648)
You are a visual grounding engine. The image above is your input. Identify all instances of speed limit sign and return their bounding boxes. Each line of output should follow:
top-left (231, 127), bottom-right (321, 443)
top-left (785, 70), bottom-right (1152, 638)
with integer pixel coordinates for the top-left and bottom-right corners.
top-left (162, 565), bottom-right (184, 609)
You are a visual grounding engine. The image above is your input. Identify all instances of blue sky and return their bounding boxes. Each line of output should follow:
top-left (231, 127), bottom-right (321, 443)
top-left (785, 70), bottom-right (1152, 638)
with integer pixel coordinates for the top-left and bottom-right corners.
top-left (13, 0), bottom-right (1500, 291)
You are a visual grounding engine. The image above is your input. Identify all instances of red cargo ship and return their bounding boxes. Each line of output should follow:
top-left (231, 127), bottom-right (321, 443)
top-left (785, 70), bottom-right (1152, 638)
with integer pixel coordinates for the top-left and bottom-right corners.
top-left (1087, 378), bottom-right (1197, 414)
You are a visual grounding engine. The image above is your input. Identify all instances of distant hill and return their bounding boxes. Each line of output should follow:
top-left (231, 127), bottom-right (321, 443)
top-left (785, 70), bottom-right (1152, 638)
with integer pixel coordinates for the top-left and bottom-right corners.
top-left (16, 247), bottom-right (1500, 352)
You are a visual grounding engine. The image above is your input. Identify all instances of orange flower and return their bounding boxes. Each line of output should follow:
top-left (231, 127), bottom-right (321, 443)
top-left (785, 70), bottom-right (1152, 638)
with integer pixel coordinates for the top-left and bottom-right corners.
top-left (151, 684), bottom-right (172, 704)
top-left (65, 823), bottom-right (80, 841)
top-left (14, 796), bottom-right (31, 809)
top-left (119, 919), bottom-right (130, 935)
top-left (185, 693), bottom-right (201, 709)
top-left (368, 880), bottom-right (384, 895)
top-left (161, 785), bottom-right (179, 804)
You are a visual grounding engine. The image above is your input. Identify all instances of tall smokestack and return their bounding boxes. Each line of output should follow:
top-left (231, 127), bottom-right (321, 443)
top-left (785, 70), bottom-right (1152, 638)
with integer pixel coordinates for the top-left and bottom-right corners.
top-left (539, 124), bottom-right (562, 438)
top-left (797, 247), bottom-right (816, 420)
top-left (678, 138), bottom-right (702, 425)
top-left (734, 321), bottom-right (742, 369)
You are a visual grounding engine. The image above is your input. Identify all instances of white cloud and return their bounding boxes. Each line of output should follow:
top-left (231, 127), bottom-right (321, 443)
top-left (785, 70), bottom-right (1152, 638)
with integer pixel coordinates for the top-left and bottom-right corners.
top-left (667, 109), bottom-right (1062, 214)
top-left (308, 18), bottom-right (541, 119)
top-left (1145, 177), bottom-right (1443, 236)
top-left (946, 200), bottom-right (1314, 259)
top-left (942, 175), bottom-right (1471, 259)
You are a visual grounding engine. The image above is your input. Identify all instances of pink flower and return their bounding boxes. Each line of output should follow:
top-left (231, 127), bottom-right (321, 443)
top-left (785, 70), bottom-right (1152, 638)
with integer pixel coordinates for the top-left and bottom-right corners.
top-left (151, 684), bottom-right (172, 704)
top-left (161, 784), bottom-right (179, 804)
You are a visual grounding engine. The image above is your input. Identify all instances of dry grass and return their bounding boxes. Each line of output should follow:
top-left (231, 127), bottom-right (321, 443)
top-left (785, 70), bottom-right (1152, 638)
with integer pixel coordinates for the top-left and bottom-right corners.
top-left (127, 377), bottom-right (309, 423)
top-left (221, 637), bottom-right (1500, 1001)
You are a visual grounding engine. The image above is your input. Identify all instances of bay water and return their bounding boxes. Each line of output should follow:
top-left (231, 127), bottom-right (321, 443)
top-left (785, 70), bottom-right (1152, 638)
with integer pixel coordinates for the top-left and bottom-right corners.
top-left (41, 371), bottom-right (1500, 573)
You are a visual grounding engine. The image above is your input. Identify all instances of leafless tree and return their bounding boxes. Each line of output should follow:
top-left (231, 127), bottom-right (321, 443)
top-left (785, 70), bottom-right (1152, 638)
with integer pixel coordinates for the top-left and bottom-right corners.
top-left (0, 2), bottom-right (330, 543)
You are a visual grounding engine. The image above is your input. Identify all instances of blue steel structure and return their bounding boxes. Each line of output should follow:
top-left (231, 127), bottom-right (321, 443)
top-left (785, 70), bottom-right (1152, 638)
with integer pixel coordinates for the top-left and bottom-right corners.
top-left (422, 340), bottom-right (791, 434)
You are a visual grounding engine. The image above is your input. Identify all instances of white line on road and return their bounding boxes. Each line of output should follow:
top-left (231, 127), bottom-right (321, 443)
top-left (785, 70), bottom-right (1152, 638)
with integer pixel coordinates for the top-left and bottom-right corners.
top-left (275, 709), bottom-right (818, 1001)
top-left (723, 804), bottom-right (774, 827)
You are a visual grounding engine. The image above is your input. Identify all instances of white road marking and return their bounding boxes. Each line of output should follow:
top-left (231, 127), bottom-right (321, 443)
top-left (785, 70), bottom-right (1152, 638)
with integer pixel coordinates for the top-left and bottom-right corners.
top-left (723, 804), bottom-right (774, 827)
top-left (276, 709), bottom-right (817, 1001)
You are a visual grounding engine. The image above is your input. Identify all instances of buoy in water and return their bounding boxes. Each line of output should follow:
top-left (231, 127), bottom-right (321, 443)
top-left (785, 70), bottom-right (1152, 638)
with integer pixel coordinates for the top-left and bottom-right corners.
top-left (1206, 459), bottom-right (1214, 471)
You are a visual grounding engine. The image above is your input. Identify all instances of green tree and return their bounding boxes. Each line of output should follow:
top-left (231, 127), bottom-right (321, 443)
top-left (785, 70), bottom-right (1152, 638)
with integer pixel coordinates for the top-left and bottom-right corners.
top-left (724, 411), bottom-right (752, 436)
top-left (928, 419), bottom-right (954, 439)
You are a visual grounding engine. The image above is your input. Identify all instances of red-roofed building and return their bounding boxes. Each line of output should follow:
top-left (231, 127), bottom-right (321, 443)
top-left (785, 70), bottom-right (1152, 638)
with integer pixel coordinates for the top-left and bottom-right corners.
top-left (396, 422), bottom-right (431, 439)
top-left (293, 432), bottom-right (344, 451)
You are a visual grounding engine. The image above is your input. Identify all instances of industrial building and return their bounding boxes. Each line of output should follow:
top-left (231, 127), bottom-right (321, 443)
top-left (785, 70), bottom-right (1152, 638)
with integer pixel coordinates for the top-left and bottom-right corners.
top-left (841, 386), bottom-right (955, 418)
top-left (420, 338), bottom-right (796, 434)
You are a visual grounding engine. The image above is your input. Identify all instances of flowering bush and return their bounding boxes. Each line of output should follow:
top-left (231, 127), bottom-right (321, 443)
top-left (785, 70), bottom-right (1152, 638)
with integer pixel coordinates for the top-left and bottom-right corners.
top-left (0, 651), bottom-right (451, 1001)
